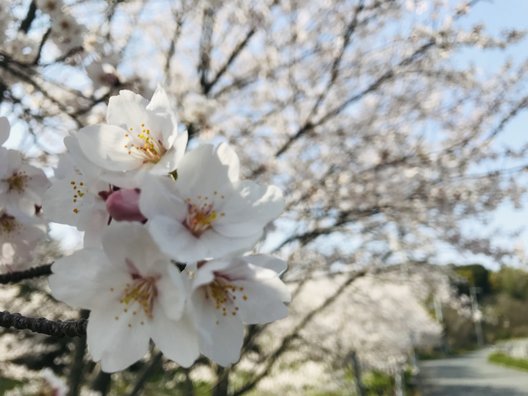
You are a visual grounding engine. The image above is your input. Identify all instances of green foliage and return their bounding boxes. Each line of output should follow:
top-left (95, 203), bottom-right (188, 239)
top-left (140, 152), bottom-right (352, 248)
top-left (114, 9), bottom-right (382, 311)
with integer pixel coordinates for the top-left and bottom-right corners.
top-left (363, 371), bottom-right (393, 396)
top-left (488, 352), bottom-right (528, 371)
top-left (490, 268), bottom-right (528, 300)
top-left (445, 264), bottom-right (528, 350)
top-left (453, 264), bottom-right (491, 295)
top-left (0, 378), bottom-right (24, 393)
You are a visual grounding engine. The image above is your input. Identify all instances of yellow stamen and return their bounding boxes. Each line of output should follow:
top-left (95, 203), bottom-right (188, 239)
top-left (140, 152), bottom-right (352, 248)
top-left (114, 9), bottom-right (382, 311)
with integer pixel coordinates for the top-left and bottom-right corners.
top-left (120, 277), bottom-right (158, 318)
top-left (184, 201), bottom-right (217, 237)
top-left (5, 171), bottom-right (29, 193)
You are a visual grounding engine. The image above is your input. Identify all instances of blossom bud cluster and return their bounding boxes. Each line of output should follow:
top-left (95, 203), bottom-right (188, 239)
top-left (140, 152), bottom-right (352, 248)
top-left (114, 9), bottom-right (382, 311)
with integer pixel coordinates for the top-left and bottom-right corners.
top-left (36, 87), bottom-right (290, 372)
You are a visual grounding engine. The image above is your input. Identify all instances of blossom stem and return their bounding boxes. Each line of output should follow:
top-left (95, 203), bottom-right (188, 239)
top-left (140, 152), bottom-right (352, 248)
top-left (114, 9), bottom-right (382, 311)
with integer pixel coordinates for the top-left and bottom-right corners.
top-left (0, 263), bottom-right (53, 284)
top-left (0, 310), bottom-right (87, 337)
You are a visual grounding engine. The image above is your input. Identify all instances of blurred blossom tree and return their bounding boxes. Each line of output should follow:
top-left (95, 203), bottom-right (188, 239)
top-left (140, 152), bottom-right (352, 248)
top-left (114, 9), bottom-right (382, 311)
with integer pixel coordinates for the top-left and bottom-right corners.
top-left (0, 0), bottom-right (527, 394)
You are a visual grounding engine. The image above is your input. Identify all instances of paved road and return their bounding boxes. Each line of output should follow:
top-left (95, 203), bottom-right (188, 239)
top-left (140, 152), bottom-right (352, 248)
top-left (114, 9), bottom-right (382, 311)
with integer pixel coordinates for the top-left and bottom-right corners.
top-left (419, 348), bottom-right (528, 395)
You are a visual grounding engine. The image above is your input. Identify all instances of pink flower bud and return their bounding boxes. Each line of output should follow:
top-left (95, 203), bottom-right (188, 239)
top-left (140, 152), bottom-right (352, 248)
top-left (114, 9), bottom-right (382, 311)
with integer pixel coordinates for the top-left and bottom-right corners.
top-left (105, 189), bottom-right (146, 222)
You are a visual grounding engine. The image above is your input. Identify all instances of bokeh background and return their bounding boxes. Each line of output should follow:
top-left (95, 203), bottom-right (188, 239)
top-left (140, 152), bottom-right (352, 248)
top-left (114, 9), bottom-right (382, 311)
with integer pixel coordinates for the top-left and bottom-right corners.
top-left (1, 0), bottom-right (528, 395)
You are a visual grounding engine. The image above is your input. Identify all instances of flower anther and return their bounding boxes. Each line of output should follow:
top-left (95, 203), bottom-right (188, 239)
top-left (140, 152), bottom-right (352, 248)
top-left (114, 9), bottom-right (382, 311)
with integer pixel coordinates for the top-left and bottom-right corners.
top-left (5, 171), bottom-right (29, 193)
top-left (124, 123), bottom-right (167, 164)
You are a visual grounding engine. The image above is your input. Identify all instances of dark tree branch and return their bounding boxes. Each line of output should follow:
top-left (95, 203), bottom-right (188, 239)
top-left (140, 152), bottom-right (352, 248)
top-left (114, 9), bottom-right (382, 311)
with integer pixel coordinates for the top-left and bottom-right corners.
top-left (0, 311), bottom-right (87, 337)
top-left (212, 365), bottom-right (229, 396)
top-left (32, 28), bottom-right (52, 65)
top-left (198, 6), bottom-right (215, 93)
top-left (164, 10), bottom-right (185, 82)
top-left (67, 310), bottom-right (89, 396)
top-left (0, 264), bottom-right (52, 284)
top-left (92, 371), bottom-right (112, 396)
top-left (0, 57), bottom-right (84, 127)
top-left (203, 27), bottom-right (256, 95)
top-left (19, 0), bottom-right (37, 33)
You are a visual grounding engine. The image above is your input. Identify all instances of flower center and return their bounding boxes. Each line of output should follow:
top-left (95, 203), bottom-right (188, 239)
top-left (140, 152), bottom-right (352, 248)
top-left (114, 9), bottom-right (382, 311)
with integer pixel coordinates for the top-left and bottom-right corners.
top-left (124, 123), bottom-right (166, 164)
top-left (0, 213), bottom-right (18, 235)
top-left (204, 274), bottom-right (248, 318)
top-left (5, 171), bottom-right (29, 193)
top-left (184, 201), bottom-right (218, 237)
top-left (120, 273), bottom-right (158, 319)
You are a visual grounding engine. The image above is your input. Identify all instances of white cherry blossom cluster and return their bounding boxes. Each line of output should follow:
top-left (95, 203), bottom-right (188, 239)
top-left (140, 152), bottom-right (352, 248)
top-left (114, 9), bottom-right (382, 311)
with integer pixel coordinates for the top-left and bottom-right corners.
top-left (40, 87), bottom-right (290, 372)
top-left (0, 117), bottom-right (49, 271)
top-left (36, 0), bottom-right (86, 53)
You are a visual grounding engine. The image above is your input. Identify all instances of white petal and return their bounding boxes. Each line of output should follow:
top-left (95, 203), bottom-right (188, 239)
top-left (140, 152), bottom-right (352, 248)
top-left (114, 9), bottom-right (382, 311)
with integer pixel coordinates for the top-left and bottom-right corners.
top-left (146, 217), bottom-right (205, 262)
top-left (5, 149), bottom-right (22, 170)
top-left (151, 310), bottom-right (199, 368)
top-left (149, 146), bottom-right (180, 175)
top-left (0, 148), bottom-right (9, 181)
top-left (157, 264), bottom-right (187, 321)
top-left (199, 229), bottom-right (261, 259)
top-left (22, 163), bottom-right (51, 193)
top-left (214, 182), bottom-right (284, 237)
top-left (0, 117), bottom-right (9, 145)
top-left (107, 89), bottom-right (173, 149)
top-left (106, 90), bottom-right (149, 128)
top-left (192, 259), bottom-right (231, 290)
top-left (87, 306), bottom-right (151, 373)
top-left (63, 136), bottom-right (103, 179)
top-left (175, 145), bottom-right (235, 197)
top-left (102, 222), bottom-right (168, 275)
top-left (146, 85), bottom-right (171, 113)
top-left (139, 176), bottom-right (187, 220)
top-left (77, 124), bottom-right (140, 171)
top-left (235, 277), bottom-right (289, 324)
top-left (145, 85), bottom-right (179, 148)
top-left (43, 177), bottom-right (106, 230)
top-left (49, 249), bottom-right (127, 309)
top-left (149, 130), bottom-right (187, 175)
top-left (216, 143), bottom-right (240, 183)
top-left (243, 255), bottom-right (287, 274)
top-left (171, 128), bottom-right (188, 165)
top-left (197, 303), bottom-right (244, 366)
top-left (147, 217), bottom-right (257, 262)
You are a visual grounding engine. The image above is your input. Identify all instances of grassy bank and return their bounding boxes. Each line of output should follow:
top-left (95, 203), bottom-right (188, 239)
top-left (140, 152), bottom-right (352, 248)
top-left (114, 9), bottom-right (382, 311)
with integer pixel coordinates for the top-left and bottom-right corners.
top-left (488, 352), bottom-right (528, 372)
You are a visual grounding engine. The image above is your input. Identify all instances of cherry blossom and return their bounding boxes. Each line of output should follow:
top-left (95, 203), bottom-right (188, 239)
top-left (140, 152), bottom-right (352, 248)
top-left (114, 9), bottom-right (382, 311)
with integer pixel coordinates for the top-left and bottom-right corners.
top-left (189, 255), bottom-right (290, 365)
top-left (140, 143), bottom-right (284, 262)
top-left (0, 149), bottom-right (50, 217)
top-left (0, 118), bottom-right (49, 217)
top-left (74, 86), bottom-right (188, 188)
top-left (0, 209), bottom-right (45, 271)
top-left (42, 152), bottom-right (109, 246)
top-left (49, 223), bottom-right (199, 372)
